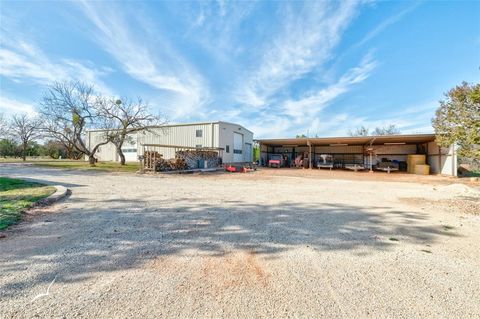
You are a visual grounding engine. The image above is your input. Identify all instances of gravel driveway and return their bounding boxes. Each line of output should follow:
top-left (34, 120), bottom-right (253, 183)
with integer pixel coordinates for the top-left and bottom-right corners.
top-left (1, 166), bottom-right (479, 318)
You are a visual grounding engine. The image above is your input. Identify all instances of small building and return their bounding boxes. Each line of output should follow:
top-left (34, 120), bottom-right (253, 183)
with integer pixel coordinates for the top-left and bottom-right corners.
top-left (87, 121), bottom-right (254, 164)
top-left (257, 134), bottom-right (457, 176)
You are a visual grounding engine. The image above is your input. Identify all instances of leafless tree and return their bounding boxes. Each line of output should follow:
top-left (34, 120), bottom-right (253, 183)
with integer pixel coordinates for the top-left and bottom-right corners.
top-left (9, 114), bottom-right (41, 161)
top-left (38, 81), bottom-right (112, 165)
top-left (98, 97), bottom-right (167, 165)
top-left (0, 113), bottom-right (7, 138)
top-left (348, 126), bottom-right (369, 136)
top-left (372, 124), bottom-right (400, 136)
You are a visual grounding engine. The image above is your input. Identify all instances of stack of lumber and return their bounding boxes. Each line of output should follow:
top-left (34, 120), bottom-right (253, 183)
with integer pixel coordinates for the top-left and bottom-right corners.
top-left (407, 154), bottom-right (429, 175)
top-left (144, 151), bottom-right (162, 170)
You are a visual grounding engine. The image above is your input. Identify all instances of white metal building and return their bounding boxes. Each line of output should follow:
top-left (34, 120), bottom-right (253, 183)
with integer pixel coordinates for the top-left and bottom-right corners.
top-left (86, 121), bottom-right (254, 163)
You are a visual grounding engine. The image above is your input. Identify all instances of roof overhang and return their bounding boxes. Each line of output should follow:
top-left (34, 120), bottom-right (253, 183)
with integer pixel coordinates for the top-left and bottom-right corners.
top-left (256, 134), bottom-right (436, 146)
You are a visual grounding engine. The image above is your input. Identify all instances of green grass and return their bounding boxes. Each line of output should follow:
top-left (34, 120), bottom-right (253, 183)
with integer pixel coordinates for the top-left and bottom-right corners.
top-left (34, 160), bottom-right (140, 172)
top-left (0, 177), bottom-right (56, 230)
top-left (463, 170), bottom-right (480, 178)
top-left (1, 157), bottom-right (139, 173)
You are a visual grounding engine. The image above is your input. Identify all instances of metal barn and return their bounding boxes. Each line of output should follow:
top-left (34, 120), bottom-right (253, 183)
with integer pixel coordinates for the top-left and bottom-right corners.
top-left (86, 121), bottom-right (254, 164)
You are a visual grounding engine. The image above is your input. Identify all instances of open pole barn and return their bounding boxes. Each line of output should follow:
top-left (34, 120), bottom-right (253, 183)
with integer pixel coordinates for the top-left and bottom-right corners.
top-left (257, 134), bottom-right (457, 176)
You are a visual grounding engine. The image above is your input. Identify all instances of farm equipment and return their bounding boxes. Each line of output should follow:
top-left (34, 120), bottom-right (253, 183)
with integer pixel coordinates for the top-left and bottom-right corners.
top-left (268, 154), bottom-right (283, 168)
top-left (317, 154), bottom-right (334, 170)
top-left (225, 163), bottom-right (256, 173)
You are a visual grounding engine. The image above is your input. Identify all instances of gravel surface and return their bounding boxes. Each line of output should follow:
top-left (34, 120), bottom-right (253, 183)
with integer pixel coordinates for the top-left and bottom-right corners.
top-left (0, 166), bottom-right (479, 318)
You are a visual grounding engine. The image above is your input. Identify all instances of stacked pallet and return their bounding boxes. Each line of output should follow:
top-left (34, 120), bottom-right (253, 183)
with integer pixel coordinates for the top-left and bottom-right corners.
top-left (176, 150), bottom-right (221, 169)
top-left (144, 151), bottom-right (163, 170)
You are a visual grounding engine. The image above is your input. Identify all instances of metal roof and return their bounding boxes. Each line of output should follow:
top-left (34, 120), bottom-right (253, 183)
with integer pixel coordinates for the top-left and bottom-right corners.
top-left (256, 134), bottom-right (436, 146)
top-left (86, 121), bottom-right (253, 134)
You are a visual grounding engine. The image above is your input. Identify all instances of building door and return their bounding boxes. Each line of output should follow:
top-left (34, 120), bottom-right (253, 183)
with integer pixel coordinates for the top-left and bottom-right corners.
top-left (244, 143), bottom-right (252, 162)
top-left (120, 134), bottom-right (138, 162)
top-left (233, 132), bottom-right (243, 162)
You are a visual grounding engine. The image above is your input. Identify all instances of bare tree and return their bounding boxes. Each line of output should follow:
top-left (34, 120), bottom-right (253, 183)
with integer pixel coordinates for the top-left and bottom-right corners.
top-left (39, 81), bottom-right (112, 165)
top-left (348, 124), bottom-right (400, 136)
top-left (98, 98), bottom-right (167, 165)
top-left (348, 126), bottom-right (369, 136)
top-left (372, 124), bottom-right (400, 136)
top-left (0, 113), bottom-right (7, 138)
top-left (9, 114), bottom-right (41, 161)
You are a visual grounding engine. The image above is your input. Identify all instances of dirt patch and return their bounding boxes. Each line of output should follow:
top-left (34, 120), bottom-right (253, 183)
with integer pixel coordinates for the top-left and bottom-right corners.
top-left (201, 251), bottom-right (268, 289)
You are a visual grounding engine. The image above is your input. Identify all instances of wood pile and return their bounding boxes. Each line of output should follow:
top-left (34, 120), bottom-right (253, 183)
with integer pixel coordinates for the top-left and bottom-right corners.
top-left (144, 149), bottom-right (220, 171)
top-left (152, 157), bottom-right (188, 172)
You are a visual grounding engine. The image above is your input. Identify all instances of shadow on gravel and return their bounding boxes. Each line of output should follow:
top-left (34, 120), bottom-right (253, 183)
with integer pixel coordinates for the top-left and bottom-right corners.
top-left (0, 197), bottom-right (459, 297)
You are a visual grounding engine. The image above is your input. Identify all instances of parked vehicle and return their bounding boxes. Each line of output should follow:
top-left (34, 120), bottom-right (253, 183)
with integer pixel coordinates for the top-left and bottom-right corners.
top-left (268, 154), bottom-right (283, 168)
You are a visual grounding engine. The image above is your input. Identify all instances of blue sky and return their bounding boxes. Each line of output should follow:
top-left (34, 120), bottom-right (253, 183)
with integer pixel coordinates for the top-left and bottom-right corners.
top-left (1, 1), bottom-right (479, 138)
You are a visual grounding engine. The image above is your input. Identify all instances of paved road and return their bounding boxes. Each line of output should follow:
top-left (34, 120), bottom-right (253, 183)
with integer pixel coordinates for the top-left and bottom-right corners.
top-left (1, 166), bottom-right (479, 318)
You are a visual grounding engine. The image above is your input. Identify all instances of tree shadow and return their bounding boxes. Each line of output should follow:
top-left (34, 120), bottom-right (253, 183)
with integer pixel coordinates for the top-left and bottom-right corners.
top-left (0, 196), bottom-right (458, 298)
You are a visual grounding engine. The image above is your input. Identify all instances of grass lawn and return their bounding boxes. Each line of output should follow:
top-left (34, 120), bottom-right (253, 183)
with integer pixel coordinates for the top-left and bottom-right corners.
top-left (464, 170), bottom-right (480, 178)
top-left (34, 161), bottom-right (140, 172)
top-left (0, 177), bottom-right (56, 230)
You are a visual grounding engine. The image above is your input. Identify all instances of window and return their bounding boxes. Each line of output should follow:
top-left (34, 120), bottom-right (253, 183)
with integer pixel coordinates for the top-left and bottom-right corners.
top-left (226, 145), bottom-right (230, 153)
top-left (196, 144), bottom-right (202, 148)
top-left (196, 129), bottom-right (203, 137)
top-left (233, 149), bottom-right (242, 154)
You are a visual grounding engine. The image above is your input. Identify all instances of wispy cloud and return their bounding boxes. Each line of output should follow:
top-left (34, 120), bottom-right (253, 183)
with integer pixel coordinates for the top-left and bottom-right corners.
top-left (235, 1), bottom-right (362, 108)
top-left (0, 19), bottom-right (113, 95)
top-left (282, 55), bottom-right (377, 120)
top-left (78, 1), bottom-right (210, 119)
top-left (0, 96), bottom-right (36, 115)
top-left (0, 42), bottom-right (113, 95)
top-left (230, 54), bottom-right (377, 138)
top-left (353, 2), bottom-right (420, 49)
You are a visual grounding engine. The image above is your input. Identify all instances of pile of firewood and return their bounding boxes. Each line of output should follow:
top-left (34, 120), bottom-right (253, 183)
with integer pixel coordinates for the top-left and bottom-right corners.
top-left (153, 157), bottom-right (188, 172)
top-left (144, 149), bottom-right (220, 171)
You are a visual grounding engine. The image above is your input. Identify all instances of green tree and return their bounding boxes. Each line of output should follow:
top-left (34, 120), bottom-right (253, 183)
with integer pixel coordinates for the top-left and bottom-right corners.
top-left (432, 82), bottom-right (480, 158)
top-left (0, 139), bottom-right (19, 158)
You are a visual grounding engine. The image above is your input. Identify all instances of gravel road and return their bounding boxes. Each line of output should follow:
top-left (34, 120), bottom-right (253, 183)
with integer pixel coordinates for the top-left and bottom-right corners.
top-left (1, 166), bottom-right (479, 318)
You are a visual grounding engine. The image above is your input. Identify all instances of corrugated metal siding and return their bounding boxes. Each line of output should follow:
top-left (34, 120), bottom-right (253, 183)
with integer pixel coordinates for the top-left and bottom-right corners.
top-left (373, 145), bottom-right (417, 155)
top-left (427, 141), bottom-right (457, 176)
top-left (218, 122), bottom-right (254, 163)
top-left (86, 122), bottom-right (254, 163)
top-left (139, 124), bottom-right (216, 149)
top-left (314, 145), bottom-right (363, 154)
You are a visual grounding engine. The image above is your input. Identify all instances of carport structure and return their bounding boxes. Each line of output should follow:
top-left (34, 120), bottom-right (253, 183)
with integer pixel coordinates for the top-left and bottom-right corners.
top-left (257, 134), bottom-right (457, 176)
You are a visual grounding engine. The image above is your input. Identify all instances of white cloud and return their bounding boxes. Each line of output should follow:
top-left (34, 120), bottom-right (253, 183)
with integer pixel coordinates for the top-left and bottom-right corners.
top-left (282, 55), bottom-right (377, 120)
top-left (78, 1), bottom-right (210, 119)
top-left (235, 1), bottom-right (362, 108)
top-left (0, 96), bottom-right (36, 116)
top-left (0, 26), bottom-right (113, 95)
